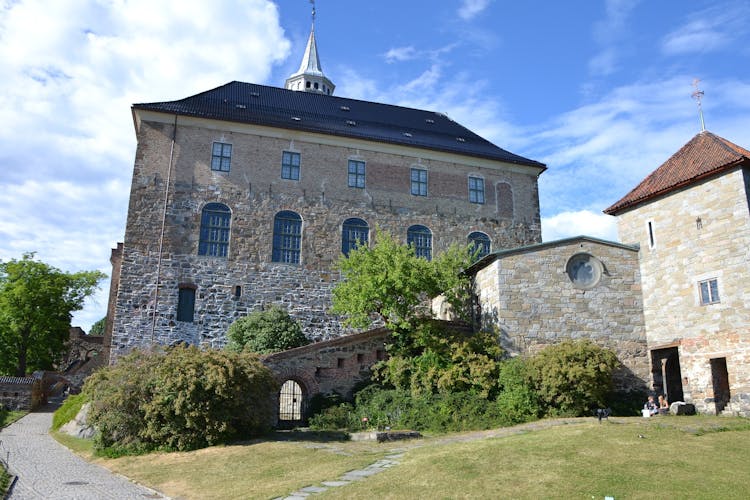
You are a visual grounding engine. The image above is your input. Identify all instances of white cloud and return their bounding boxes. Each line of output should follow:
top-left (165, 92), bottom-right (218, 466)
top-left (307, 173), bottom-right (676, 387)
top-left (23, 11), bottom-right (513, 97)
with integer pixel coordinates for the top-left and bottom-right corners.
top-left (457, 0), bottom-right (492, 21)
top-left (542, 210), bottom-right (618, 243)
top-left (0, 0), bottom-right (290, 330)
top-left (661, 3), bottom-right (749, 56)
top-left (384, 46), bottom-right (418, 63)
top-left (588, 0), bottom-right (639, 77)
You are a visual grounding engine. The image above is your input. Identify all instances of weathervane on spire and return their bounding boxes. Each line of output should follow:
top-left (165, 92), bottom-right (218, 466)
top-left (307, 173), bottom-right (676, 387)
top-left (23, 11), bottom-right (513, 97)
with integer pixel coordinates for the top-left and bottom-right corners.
top-left (691, 78), bottom-right (706, 132)
top-left (310, 0), bottom-right (316, 24)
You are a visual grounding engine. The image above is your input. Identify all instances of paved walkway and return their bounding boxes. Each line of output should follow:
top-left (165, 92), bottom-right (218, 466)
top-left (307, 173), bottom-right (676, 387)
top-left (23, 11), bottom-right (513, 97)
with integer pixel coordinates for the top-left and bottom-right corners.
top-left (0, 403), bottom-right (167, 500)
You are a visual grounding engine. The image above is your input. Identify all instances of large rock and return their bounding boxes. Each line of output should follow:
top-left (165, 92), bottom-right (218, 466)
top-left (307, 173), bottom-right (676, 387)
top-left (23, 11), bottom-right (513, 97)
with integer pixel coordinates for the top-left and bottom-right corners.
top-left (59, 402), bottom-right (96, 439)
top-left (669, 401), bottom-right (696, 415)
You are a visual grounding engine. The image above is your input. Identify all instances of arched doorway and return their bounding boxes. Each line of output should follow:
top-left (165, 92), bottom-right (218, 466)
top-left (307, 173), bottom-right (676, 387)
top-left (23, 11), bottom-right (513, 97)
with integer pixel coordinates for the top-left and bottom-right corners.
top-left (278, 380), bottom-right (304, 428)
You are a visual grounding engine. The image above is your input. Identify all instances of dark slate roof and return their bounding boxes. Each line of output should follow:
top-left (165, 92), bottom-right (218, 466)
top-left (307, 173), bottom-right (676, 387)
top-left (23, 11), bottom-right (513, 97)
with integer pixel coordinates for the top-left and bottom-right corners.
top-left (464, 235), bottom-right (638, 276)
top-left (605, 131), bottom-right (750, 215)
top-left (133, 81), bottom-right (545, 169)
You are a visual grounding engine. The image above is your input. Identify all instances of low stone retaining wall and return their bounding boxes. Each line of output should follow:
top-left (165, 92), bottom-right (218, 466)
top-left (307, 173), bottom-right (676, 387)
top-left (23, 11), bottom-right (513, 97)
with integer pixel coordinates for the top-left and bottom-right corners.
top-left (0, 376), bottom-right (42, 411)
top-left (349, 431), bottom-right (422, 442)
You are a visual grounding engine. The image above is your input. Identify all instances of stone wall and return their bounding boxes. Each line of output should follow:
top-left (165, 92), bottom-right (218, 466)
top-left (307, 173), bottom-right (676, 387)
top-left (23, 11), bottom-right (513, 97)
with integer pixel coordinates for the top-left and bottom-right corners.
top-left (472, 237), bottom-right (649, 392)
top-left (262, 327), bottom-right (389, 401)
top-left (0, 376), bottom-right (42, 411)
top-left (110, 114), bottom-right (543, 359)
top-left (616, 167), bottom-right (750, 415)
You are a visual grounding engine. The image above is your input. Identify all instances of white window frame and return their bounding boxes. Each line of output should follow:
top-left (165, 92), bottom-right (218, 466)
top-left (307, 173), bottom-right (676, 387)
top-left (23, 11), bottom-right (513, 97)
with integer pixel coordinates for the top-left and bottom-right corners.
top-left (468, 175), bottom-right (485, 204)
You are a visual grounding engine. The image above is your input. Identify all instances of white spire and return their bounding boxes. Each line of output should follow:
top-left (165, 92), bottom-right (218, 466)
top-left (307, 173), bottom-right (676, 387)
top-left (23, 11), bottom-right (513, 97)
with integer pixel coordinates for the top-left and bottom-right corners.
top-left (285, 1), bottom-right (335, 95)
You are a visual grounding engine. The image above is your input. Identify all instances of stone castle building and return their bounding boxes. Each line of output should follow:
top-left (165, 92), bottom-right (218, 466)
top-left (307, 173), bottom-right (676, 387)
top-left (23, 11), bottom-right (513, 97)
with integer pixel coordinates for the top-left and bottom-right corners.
top-left (103, 7), bottom-right (748, 417)
top-left (105, 15), bottom-right (545, 360)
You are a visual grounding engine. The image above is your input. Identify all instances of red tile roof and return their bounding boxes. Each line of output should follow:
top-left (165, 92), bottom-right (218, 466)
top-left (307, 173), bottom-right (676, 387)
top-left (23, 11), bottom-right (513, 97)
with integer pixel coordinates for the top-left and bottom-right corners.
top-left (604, 131), bottom-right (750, 214)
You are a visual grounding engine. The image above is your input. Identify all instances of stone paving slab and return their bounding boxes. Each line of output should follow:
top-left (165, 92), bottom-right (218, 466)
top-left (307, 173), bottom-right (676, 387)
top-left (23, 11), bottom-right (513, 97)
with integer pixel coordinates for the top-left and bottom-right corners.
top-left (0, 405), bottom-right (167, 500)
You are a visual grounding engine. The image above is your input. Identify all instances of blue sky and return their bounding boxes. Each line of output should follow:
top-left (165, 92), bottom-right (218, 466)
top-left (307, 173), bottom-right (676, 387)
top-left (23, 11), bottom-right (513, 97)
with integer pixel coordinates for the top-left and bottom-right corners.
top-left (1, 0), bottom-right (749, 330)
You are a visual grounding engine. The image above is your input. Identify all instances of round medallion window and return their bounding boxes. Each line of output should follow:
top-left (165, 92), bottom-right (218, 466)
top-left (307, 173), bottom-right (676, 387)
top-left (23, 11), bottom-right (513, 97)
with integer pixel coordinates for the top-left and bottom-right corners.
top-left (566, 253), bottom-right (603, 289)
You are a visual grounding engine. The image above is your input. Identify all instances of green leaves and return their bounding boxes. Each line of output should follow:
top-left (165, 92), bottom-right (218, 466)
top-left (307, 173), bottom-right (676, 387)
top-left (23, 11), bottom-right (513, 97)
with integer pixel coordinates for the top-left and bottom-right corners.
top-left (0, 253), bottom-right (105, 376)
top-left (225, 305), bottom-right (309, 354)
top-left (331, 229), bottom-right (475, 332)
top-left (528, 340), bottom-right (620, 416)
top-left (84, 346), bottom-right (278, 453)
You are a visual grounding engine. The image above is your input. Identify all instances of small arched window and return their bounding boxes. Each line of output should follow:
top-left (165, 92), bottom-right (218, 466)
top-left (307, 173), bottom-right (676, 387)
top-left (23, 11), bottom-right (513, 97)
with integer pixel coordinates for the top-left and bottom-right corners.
top-left (468, 232), bottom-right (491, 259)
top-left (342, 218), bottom-right (369, 256)
top-left (199, 203), bottom-right (231, 257)
top-left (407, 225), bottom-right (432, 260)
top-left (272, 211), bottom-right (302, 264)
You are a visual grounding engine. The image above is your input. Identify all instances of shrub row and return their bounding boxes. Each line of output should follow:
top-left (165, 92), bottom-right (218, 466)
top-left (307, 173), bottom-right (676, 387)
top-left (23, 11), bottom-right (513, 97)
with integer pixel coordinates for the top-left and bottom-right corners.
top-left (310, 340), bottom-right (630, 432)
top-left (81, 346), bottom-right (278, 455)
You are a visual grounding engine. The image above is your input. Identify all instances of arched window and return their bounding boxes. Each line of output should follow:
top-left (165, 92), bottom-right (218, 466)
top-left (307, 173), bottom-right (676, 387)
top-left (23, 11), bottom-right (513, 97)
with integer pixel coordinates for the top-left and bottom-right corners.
top-left (496, 182), bottom-right (514, 218)
top-left (272, 211), bottom-right (302, 264)
top-left (199, 203), bottom-right (231, 257)
top-left (468, 231), bottom-right (491, 259)
top-left (342, 218), bottom-right (369, 256)
top-left (407, 225), bottom-right (432, 260)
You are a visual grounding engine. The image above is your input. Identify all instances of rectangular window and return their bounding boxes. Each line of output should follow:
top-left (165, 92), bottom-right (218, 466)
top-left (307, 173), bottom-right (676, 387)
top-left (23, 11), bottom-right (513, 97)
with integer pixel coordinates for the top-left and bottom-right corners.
top-left (468, 176), bottom-right (485, 204)
top-left (176, 287), bottom-right (195, 322)
top-left (699, 278), bottom-right (720, 305)
top-left (348, 160), bottom-right (366, 188)
top-left (211, 142), bottom-right (232, 172)
top-left (281, 151), bottom-right (300, 180)
top-left (410, 168), bottom-right (428, 196)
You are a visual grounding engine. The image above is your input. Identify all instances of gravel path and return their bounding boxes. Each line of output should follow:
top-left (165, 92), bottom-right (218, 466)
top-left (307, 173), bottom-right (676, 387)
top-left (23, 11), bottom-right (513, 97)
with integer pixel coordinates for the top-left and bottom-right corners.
top-left (0, 404), bottom-right (167, 500)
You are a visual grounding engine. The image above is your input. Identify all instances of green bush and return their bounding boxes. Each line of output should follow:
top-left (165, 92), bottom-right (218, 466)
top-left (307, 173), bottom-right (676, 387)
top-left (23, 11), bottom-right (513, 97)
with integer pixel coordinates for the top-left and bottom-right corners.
top-left (309, 385), bottom-right (518, 433)
top-left (528, 340), bottom-right (620, 417)
top-left (226, 305), bottom-right (309, 354)
top-left (372, 322), bottom-right (503, 398)
top-left (494, 357), bottom-right (541, 425)
top-left (84, 346), bottom-right (278, 454)
top-left (608, 388), bottom-right (649, 416)
top-left (52, 393), bottom-right (88, 430)
top-left (308, 403), bottom-right (357, 431)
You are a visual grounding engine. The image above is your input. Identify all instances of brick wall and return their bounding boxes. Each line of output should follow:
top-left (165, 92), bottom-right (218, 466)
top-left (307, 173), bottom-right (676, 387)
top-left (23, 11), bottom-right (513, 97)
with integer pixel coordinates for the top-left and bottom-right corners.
top-left (261, 328), bottom-right (389, 424)
top-left (617, 167), bottom-right (750, 415)
top-left (0, 376), bottom-right (42, 411)
top-left (110, 114), bottom-right (543, 359)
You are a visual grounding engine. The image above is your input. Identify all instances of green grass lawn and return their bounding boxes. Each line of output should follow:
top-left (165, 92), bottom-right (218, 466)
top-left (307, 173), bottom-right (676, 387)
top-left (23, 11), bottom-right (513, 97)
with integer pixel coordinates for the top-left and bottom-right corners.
top-left (58, 416), bottom-right (750, 499)
top-left (0, 409), bottom-right (26, 428)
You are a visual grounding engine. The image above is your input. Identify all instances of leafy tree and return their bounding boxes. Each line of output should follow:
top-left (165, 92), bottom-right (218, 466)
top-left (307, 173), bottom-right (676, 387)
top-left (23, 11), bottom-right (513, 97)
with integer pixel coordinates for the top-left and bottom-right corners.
top-left (226, 305), bottom-right (308, 354)
top-left (0, 253), bottom-right (105, 376)
top-left (332, 230), bottom-right (475, 349)
top-left (527, 340), bottom-right (620, 416)
top-left (331, 229), bottom-right (438, 333)
top-left (89, 316), bottom-right (107, 336)
top-left (332, 230), bottom-right (500, 397)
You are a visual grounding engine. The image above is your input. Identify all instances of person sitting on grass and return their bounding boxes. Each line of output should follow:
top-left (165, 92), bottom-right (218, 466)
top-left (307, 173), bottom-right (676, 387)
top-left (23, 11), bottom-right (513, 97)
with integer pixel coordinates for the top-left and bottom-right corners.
top-left (644, 395), bottom-right (659, 416)
top-left (658, 394), bottom-right (669, 414)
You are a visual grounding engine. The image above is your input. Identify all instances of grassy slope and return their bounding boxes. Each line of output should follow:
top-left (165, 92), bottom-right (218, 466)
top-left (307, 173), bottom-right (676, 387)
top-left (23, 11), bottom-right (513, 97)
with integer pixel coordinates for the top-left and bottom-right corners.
top-left (326, 417), bottom-right (750, 499)
top-left (58, 416), bottom-right (750, 499)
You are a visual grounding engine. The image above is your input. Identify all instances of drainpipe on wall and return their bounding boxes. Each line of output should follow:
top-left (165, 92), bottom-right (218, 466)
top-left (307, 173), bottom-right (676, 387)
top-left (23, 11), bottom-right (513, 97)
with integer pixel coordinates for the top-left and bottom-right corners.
top-left (151, 115), bottom-right (178, 344)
